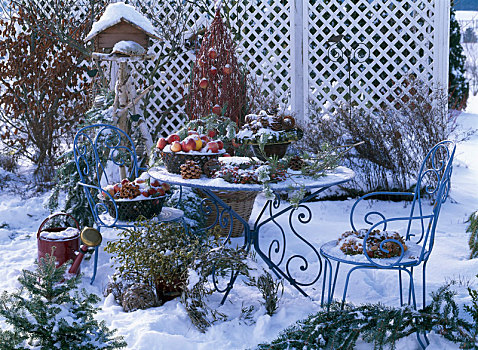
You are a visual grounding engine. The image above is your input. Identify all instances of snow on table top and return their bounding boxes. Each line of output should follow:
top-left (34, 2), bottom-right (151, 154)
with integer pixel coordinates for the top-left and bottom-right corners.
top-left (148, 162), bottom-right (355, 192)
top-left (85, 2), bottom-right (158, 42)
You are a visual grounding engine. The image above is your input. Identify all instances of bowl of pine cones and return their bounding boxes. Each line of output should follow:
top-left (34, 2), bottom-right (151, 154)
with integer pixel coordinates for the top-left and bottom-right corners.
top-left (337, 229), bottom-right (408, 259)
top-left (100, 176), bottom-right (169, 221)
top-left (235, 111), bottom-right (303, 161)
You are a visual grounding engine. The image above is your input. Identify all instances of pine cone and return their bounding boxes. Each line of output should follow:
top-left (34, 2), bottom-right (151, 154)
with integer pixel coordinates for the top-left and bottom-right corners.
top-left (180, 160), bottom-right (202, 179)
top-left (282, 115), bottom-right (296, 130)
top-left (270, 116), bottom-right (283, 131)
top-left (268, 104), bottom-right (280, 116)
top-left (203, 159), bottom-right (222, 178)
top-left (119, 183), bottom-right (141, 199)
top-left (288, 156), bottom-right (304, 171)
top-left (260, 117), bottom-right (270, 128)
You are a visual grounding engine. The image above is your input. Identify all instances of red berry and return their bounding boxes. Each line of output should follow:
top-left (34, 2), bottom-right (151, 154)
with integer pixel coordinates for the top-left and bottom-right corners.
top-left (151, 180), bottom-right (161, 187)
top-left (199, 78), bottom-right (208, 89)
top-left (224, 64), bottom-right (232, 74)
top-left (208, 48), bottom-right (218, 59)
top-left (142, 191), bottom-right (150, 198)
top-left (148, 188), bottom-right (156, 195)
top-left (212, 104), bottom-right (221, 115)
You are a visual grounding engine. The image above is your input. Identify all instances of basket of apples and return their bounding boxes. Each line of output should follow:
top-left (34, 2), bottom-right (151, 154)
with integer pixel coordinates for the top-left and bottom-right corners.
top-left (101, 173), bottom-right (171, 221)
top-left (156, 131), bottom-right (227, 174)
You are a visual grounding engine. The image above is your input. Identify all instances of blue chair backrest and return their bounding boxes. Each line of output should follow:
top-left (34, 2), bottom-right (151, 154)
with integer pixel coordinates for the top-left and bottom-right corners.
top-left (349, 140), bottom-right (456, 267)
top-left (73, 124), bottom-right (142, 226)
top-left (406, 140), bottom-right (455, 260)
top-left (73, 124), bottom-right (141, 188)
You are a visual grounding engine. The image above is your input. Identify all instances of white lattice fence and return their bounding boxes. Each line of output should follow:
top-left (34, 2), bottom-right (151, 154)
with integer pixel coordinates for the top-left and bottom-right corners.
top-left (305, 0), bottom-right (450, 115)
top-left (35, 0), bottom-right (450, 133)
top-left (133, 0), bottom-right (291, 136)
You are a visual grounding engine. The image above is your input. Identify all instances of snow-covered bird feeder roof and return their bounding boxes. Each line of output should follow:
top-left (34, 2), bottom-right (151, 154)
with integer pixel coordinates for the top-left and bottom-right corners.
top-left (85, 2), bottom-right (159, 50)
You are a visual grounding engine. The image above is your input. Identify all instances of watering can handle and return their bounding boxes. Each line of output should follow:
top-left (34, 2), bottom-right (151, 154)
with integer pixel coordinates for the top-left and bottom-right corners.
top-left (37, 213), bottom-right (80, 239)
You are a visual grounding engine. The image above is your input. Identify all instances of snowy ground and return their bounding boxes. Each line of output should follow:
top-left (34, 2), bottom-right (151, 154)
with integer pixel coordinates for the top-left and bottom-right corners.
top-left (1, 100), bottom-right (478, 349)
top-left (1, 112), bottom-right (478, 349)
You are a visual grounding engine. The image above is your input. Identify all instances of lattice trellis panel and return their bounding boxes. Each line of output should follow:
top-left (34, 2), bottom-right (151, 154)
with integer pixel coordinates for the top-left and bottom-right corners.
top-left (33, 0), bottom-right (448, 131)
top-left (127, 0), bottom-right (291, 137)
top-left (307, 0), bottom-right (445, 114)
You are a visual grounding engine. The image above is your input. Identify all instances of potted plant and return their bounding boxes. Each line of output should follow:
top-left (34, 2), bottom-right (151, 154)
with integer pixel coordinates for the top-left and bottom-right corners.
top-left (105, 219), bottom-right (205, 308)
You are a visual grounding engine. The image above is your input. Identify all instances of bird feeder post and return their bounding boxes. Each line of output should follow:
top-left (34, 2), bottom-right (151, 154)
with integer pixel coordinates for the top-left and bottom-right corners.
top-left (85, 2), bottom-right (160, 179)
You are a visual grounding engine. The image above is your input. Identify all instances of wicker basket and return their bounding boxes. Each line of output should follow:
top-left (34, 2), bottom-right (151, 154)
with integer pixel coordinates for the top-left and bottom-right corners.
top-left (161, 151), bottom-right (222, 174)
top-left (251, 142), bottom-right (290, 161)
top-left (102, 196), bottom-right (165, 221)
top-left (202, 191), bottom-right (258, 237)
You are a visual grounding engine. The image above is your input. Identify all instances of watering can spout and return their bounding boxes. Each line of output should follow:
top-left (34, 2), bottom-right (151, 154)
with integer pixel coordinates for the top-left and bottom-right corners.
top-left (68, 228), bottom-right (102, 275)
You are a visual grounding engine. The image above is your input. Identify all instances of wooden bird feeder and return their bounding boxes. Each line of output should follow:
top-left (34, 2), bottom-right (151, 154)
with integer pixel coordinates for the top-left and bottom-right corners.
top-left (85, 2), bottom-right (160, 53)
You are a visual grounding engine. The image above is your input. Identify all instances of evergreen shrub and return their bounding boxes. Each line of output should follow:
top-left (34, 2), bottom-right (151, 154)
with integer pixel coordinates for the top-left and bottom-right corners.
top-left (0, 250), bottom-right (126, 350)
top-left (105, 219), bottom-right (206, 306)
top-left (256, 282), bottom-right (478, 350)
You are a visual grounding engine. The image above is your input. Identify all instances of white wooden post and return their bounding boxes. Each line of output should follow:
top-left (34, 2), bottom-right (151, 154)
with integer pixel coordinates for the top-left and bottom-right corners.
top-left (291, 0), bottom-right (305, 120)
top-left (433, 0), bottom-right (451, 92)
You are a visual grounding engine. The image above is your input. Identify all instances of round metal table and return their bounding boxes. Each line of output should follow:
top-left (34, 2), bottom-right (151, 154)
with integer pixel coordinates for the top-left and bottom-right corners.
top-left (149, 164), bottom-right (355, 304)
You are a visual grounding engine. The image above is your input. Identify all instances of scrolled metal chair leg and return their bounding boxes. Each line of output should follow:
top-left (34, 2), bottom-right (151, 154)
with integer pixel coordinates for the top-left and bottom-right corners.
top-left (90, 245), bottom-right (99, 285)
top-left (321, 258), bottom-right (329, 307)
top-left (399, 270), bottom-right (404, 306)
top-left (422, 262), bottom-right (428, 309)
top-left (331, 261), bottom-right (341, 304)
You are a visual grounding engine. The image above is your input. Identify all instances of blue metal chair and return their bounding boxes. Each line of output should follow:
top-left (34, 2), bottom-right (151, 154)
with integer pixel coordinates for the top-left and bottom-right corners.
top-left (320, 140), bottom-right (456, 312)
top-left (73, 124), bottom-right (184, 283)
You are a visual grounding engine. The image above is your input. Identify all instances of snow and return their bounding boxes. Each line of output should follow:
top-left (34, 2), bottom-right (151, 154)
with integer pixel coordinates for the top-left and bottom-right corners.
top-left (148, 165), bottom-right (354, 191)
top-left (2, 63), bottom-right (478, 350)
top-left (2, 110), bottom-right (478, 349)
top-left (112, 40), bottom-right (146, 56)
top-left (85, 2), bottom-right (158, 42)
top-left (39, 227), bottom-right (79, 241)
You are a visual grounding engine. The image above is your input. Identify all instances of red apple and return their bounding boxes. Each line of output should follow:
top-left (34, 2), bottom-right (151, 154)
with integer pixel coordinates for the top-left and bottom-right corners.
top-left (208, 48), bottom-right (218, 59)
top-left (156, 188), bottom-right (166, 197)
top-left (208, 129), bottom-right (216, 138)
top-left (171, 141), bottom-right (182, 152)
top-left (114, 184), bottom-right (121, 193)
top-left (200, 135), bottom-right (210, 144)
top-left (151, 179), bottom-right (161, 187)
top-left (142, 191), bottom-right (150, 198)
top-left (162, 183), bottom-right (171, 192)
top-left (181, 138), bottom-right (196, 152)
top-left (212, 104), bottom-right (221, 115)
top-left (156, 138), bottom-right (167, 150)
top-left (121, 179), bottom-right (129, 185)
top-left (199, 78), bottom-right (208, 89)
top-left (224, 64), bottom-right (232, 74)
top-left (210, 66), bottom-right (217, 75)
top-left (207, 141), bottom-right (219, 153)
top-left (217, 140), bottom-right (224, 150)
top-left (166, 134), bottom-right (180, 144)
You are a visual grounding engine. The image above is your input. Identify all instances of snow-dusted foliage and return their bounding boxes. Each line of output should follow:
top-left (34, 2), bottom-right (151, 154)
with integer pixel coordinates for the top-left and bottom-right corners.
top-left (0, 252), bottom-right (126, 349)
top-left (449, 5), bottom-right (470, 110)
